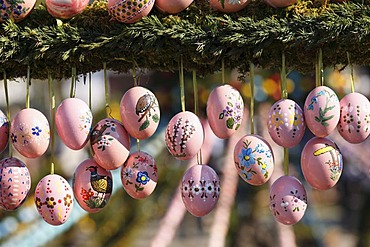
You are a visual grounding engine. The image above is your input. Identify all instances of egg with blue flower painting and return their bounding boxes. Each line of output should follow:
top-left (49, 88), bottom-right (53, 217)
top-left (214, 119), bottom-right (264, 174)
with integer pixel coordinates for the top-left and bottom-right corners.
top-left (0, 0), bottom-right (36, 22)
top-left (234, 134), bottom-right (274, 186)
top-left (0, 109), bottom-right (9, 154)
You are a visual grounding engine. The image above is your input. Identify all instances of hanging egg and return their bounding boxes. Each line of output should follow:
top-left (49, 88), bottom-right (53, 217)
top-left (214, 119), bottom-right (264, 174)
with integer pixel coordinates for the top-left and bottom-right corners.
top-left (181, 164), bottom-right (220, 217)
top-left (121, 151), bottom-right (157, 199)
top-left (267, 99), bottom-right (305, 148)
top-left (269, 176), bottom-right (307, 225)
top-left (0, 0), bottom-right (36, 22)
top-left (45, 0), bottom-right (89, 19)
top-left (265, 0), bottom-right (297, 8)
top-left (120, 86), bottom-right (160, 140)
top-left (108, 0), bottom-right (155, 24)
top-left (206, 84), bottom-right (244, 139)
top-left (337, 92), bottom-right (370, 144)
top-left (155, 0), bottom-right (193, 14)
top-left (165, 111), bottom-right (204, 160)
top-left (234, 134), bottom-right (274, 185)
top-left (73, 159), bottom-right (113, 213)
top-left (34, 174), bottom-right (73, 225)
top-left (304, 86), bottom-right (340, 137)
top-left (301, 137), bottom-right (343, 190)
top-left (55, 98), bottom-right (92, 150)
top-left (10, 108), bottom-right (50, 158)
top-left (0, 110), bottom-right (9, 153)
top-left (209, 0), bottom-right (250, 13)
top-left (0, 157), bottom-right (31, 211)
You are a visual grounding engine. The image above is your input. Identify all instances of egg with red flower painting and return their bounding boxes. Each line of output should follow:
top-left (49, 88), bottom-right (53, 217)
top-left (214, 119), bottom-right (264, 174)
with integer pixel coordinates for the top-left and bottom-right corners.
top-left (73, 159), bottom-right (113, 213)
top-left (121, 151), bottom-right (157, 199)
top-left (45, 0), bottom-right (89, 19)
top-left (234, 134), bottom-right (274, 186)
top-left (34, 174), bottom-right (74, 226)
top-left (265, 0), bottom-right (297, 8)
top-left (155, 0), bottom-right (193, 14)
top-left (181, 164), bottom-right (220, 217)
top-left (10, 108), bottom-right (50, 158)
top-left (209, 0), bottom-right (250, 13)
top-left (0, 0), bottom-right (36, 23)
top-left (0, 110), bottom-right (9, 153)
top-left (0, 157), bottom-right (31, 211)
top-left (269, 176), bottom-right (307, 225)
top-left (108, 0), bottom-right (155, 23)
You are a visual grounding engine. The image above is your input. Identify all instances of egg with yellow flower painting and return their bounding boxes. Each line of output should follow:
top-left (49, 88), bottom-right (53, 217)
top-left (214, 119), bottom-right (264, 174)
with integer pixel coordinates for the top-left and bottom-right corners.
top-left (267, 99), bottom-right (305, 148)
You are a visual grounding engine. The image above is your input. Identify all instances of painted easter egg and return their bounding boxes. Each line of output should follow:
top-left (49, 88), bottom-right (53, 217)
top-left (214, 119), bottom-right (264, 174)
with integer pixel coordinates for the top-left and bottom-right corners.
top-left (267, 99), bottom-right (305, 148)
top-left (269, 176), bottom-right (307, 225)
top-left (0, 109), bottom-right (9, 153)
top-left (0, 0), bottom-right (36, 22)
top-left (10, 108), bottom-right (50, 158)
top-left (301, 137), bottom-right (343, 190)
top-left (155, 0), bottom-right (193, 14)
top-left (206, 84), bottom-right (244, 139)
top-left (121, 151), bottom-right (157, 199)
top-left (120, 86), bottom-right (160, 140)
top-left (165, 111), bottom-right (204, 160)
top-left (181, 164), bottom-right (220, 217)
top-left (337, 92), bottom-right (370, 144)
top-left (265, 0), bottom-right (297, 8)
top-left (234, 134), bottom-right (274, 186)
top-left (108, 0), bottom-right (155, 23)
top-left (0, 157), bottom-right (31, 211)
top-left (55, 98), bottom-right (92, 150)
top-left (304, 86), bottom-right (340, 137)
top-left (209, 0), bottom-right (250, 13)
top-left (34, 174), bottom-right (74, 226)
top-left (45, 0), bottom-right (89, 19)
top-left (73, 159), bottom-right (113, 213)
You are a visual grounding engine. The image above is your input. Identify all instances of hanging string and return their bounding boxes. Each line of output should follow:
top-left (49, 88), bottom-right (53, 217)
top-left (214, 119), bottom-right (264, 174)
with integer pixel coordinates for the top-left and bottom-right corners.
top-left (179, 56), bottom-right (186, 112)
top-left (89, 72), bottom-right (92, 110)
top-left (221, 58), bottom-right (225, 84)
top-left (281, 52), bottom-right (289, 176)
top-left (346, 52), bottom-right (355, 93)
top-left (26, 65), bottom-right (30, 108)
top-left (249, 62), bottom-right (255, 135)
top-left (103, 62), bottom-right (111, 117)
top-left (316, 48), bottom-right (324, 87)
top-left (3, 70), bottom-right (12, 158)
top-left (193, 70), bottom-right (202, 165)
top-left (133, 62), bottom-right (138, 86)
top-left (70, 66), bottom-right (77, 98)
top-left (284, 148), bottom-right (289, 176)
top-left (48, 73), bottom-right (55, 175)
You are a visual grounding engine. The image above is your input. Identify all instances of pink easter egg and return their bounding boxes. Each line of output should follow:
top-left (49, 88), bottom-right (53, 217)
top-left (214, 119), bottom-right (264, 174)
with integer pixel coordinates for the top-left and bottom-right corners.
top-left (10, 108), bottom-right (50, 158)
top-left (304, 86), bottom-right (340, 137)
top-left (120, 86), bottom-right (160, 140)
top-left (269, 176), bottom-right (307, 225)
top-left (121, 151), bottom-right (157, 199)
top-left (91, 118), bottom-right (130, 170)
top-left (181, 164), bottom-right (220, 217)
top-left (206, 84), bottom-right (244, 139)
top-left (209, 0), bottom-right (250, 13)
top-left (301, 137), bottom-right (343, 190)
top-left (0, 157), bottom-right (31, 211)
top-left (55, 98), bottom-right (92, 150)
top-left (155, 0), bottom-right (193, 14)
top-left (165, 111), bottom-right (204, 160)
top-left (267, 99), bottom-right (305, 148)
top-left (108, 0), bottom-right (154, 23)
top-left (337, 92), bottom-right (370, 144)
top-left (0, 0), bottom-right (36, 22)
top-left (0, 110), bottom-right (9, 153)
top-left (73, 159), bottom-right (113, 213)
top-left (34, 174), bottom-right (74, 226)
top-left (265, 0), bottom-right (297, 8)
top-left (45, 0), bottom-right (89, 19)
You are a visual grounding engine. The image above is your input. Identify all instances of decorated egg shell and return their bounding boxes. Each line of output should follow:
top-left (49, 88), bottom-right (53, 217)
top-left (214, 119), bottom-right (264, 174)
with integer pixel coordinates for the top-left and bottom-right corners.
top-left (209, 0), bottom-right (250, 13)
top-left (234, 134), bottom-right (274, 186)
top-left (304, 86), bottom-right (340, 137)
top-left (108, 0), bottom-right (155, 24)
top-left (45, 0), bottom-right (89, 19)
top-left (269, 176), bottom-right (307, 225)
top-left (165, 111), bottom-right (204, 160)
top-left (0, 0), bottom-right (36, 23)
top-left (10, 108), bottom-right (50, 158)
top-left (301, 137), bottom-right (342, 190)
top-left (0, 157), bottom-right (31, 211)
top-left (91, 118), bottom-right (130, 170)
top-left (55, 98), bottom-right (92, 150)
top-left (120, 86), bottom-right (160, 140)
top-left (0, 109), bottom-right (9, 153)
top-left (73, 159), bottom-right (113, 213)
top-left (155, 0), bottom-right (193, 14)
top-left (121, 151), bottom-right (157, 199)
top-left (265, 0), bottom-right (297, 8)
top-left (34, 174), bottom-right (73, 226)
top-left (206, 84), bottom-right (244, 139)
top-left (267, 99), bottom-right (305, 148)
top-left (337, 92), bottom-right (370, 144)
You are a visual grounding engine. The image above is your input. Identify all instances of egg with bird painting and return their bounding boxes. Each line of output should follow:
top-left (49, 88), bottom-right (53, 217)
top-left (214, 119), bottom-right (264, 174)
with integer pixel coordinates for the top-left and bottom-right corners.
top-left (0, 0), bottom-right (36, 22)
top-left (209, 0), bottom-right (250, 13)
top-left (0, 110), bottom-right (9, 154)
top-left (108, 0), bottom-right (155, 23)
top-left (45, 0), bottom-right (89, 19)
top-left (155, 0), bottom-right (193, 14)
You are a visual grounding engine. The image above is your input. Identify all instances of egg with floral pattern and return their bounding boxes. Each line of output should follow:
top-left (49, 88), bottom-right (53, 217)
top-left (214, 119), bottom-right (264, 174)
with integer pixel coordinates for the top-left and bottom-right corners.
top-left (155, 0), bottom-right (193, 14)
top-left (206, 84), bottom-right (244, 139)
top-left (121, 151), bottom-right (157, 199)
top-left (234, 134), bottom-right (274, 186)
top-left (34, 174), bottom-right (74, 226)
top-left (0, 109), bottom-right (9, 153)
top-left (181, 164), bottom-right (220, 217)
top-left (0, 157), bottom-right (31, 211)
top-left (56, 98), bottom-right (92, 150)
top-left (10, 108), bottom-right (50, 158)
top-left (209, 0), bottom-right (250, 13)
top-left (269, 176), bottom-right (307, 225)
top-left (45, 0), bottom-right (89, 19)
top-left (108, 0), bottom-right (154, 23)
top-left (265, 0), bottom-right (297, 8)
top-left (0, 0), bottom-right (36, 22)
